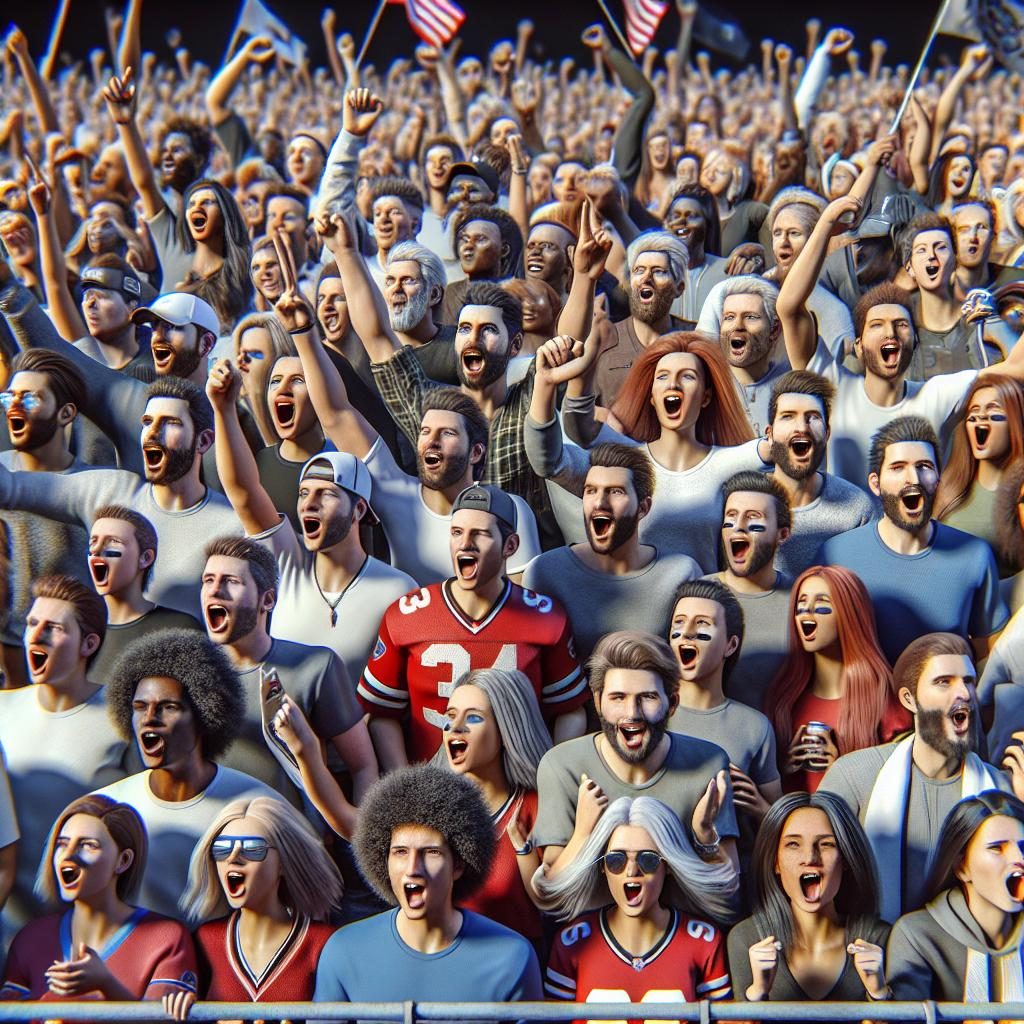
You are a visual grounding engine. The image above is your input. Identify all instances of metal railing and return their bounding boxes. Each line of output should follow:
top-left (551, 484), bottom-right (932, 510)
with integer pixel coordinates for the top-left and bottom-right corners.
top-left (0, 1003), bottom-right (1022, 1022)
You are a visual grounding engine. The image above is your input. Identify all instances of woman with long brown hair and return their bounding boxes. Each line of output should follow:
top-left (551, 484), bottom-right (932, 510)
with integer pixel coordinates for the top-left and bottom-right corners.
top-left (766, 565), bottom-right (910, 793)
top-left (936, 374), bottom-right (1024, 565)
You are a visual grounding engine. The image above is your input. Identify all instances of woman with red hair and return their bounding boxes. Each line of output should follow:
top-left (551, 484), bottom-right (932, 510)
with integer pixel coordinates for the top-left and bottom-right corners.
top-left (935, 374), bottom-right (1024, 568)
top-left (766, 565), bottom-right (910, 794)
top-left (531, 331), bottom-right (765, 573)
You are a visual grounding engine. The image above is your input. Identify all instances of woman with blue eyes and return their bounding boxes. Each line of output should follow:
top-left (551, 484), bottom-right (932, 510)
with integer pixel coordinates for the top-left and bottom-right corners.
top-left (936, 375), bottom-right (1024, 565)
top-left (727, 791), bottom-right (890, 1004)
top-left (440, 667), bottom-right (552, 945)
top-left (766, 565), bottom-right (909, 793)
top-left (169, 796), bottom-right (343, 1017)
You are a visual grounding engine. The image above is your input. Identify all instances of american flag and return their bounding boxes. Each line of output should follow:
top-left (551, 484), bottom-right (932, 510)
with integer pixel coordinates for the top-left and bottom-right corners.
top-left (388, 0), bottom-right (466, 47)
top-left (624, 0), bottom-right (668, 54)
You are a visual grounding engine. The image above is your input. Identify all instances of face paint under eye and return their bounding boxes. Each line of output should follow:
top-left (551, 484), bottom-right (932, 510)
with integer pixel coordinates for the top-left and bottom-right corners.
top-left (695, 631), bottom-right (712, 641)
top-left (100, 549), bottom-right (123, 558)
top-left (722, 520), bottom-right (736, 529)
top-left (812, 604), bottom-right (832, 614)
top-left (748, 523), bottom-right (767, 533)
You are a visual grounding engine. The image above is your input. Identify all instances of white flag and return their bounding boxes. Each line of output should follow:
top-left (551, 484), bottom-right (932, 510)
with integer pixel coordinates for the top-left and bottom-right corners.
top-left (233, 0), bottom-right (307, 65)
top-left (937, 0), bottom-right (982, 40)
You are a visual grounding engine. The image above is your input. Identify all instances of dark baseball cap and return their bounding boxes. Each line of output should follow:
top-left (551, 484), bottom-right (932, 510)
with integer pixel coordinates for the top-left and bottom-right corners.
top-left (446, 159), bottom-right (501, 198)
top-left (79, 264), bottom-right (144, 300)
top-left (451, 484), bottom-right (517, 532)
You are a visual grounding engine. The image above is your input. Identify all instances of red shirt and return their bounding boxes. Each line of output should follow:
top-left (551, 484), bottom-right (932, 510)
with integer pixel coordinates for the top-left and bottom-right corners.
top-left (358, 580), bottom-right (587, 761)
top-left (0, 909), bottom-right (197, 1002)
top-left (195, 913), bottom-right (336, 1001)
top-left (545, 907), bottom-right (730, 1024)
top-left (462, 789), bottom-right (542, 940)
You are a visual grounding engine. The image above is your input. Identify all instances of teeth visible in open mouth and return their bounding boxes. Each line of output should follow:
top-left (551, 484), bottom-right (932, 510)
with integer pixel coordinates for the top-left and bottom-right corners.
top-left (1008, 871), bottom-right (1024, 902)
top-left (799, 872), bottom-right (822, 900)
top-left (881, 342), bottom-right (899, 361)
top-left (151, 346), bottom-right (173, 365)
top-left (462, 351), bottom-right (484, 373)
top-left (448, 739), bottom-right (468, 759)
top-left (226, 871), bottom-right (246, 897)
top-left (90, 560), bottom-right (110, 584)
top-left (140, 731), bottom-right (163, 754)
top-left (423, 451), bottom-right (442, 468)
top-left (623, 881), bottom-right (643, 903)
top-left (679, 644), bottom-right (698, 667)
top-left (28, 648), bottom-right (48, 673)
top-left (591, 514), bottom-right (613, 536)
top-left (800, 619), bottom-right (817, 638)
top-left (526, 261), bottom-right (543, 272)
top-left (404, 883), bottom-right (426, 907)
top-left (206, 605), bottom-right (228, 631)
top-left (456, 554), bottom-right (478, 580)
top-left (144, 446), bottom-right (165, 469)
top-left (7, 415), bottom-right (25, 432)
top-left (59, 864), bottom-right (81, 885)
top-left (663, 394), bottom-right (682, 415)
top-left (902, 490), bottom-right (924, 513)
top-left (730, 537), bottom-right (750, 559)
top-left (620, 724), bottom-right (646, 746)
top-left (274, 399), bottom-right (295, 426)
top-left (974, 425), bottom-right (991, 446)
top-left (791, 438), bottom-right (812, 457)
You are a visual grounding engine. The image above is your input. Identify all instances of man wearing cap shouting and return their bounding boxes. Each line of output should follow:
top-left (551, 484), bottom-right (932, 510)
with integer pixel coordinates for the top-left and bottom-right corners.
top-left (207, 356), bottom-right (416, 686)
top-left (76, 255), bottom-right (152, 376)
top-left (358, 482), bottom-right (588, 769)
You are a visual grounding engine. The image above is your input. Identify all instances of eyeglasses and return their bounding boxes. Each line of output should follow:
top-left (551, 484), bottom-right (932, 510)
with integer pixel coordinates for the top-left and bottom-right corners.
top-left (211, 835), bottom-right (273, 862)
top-left (602, 849), bottom-right (663, 875)
top-left (0, 391), bottom-right (41, 412)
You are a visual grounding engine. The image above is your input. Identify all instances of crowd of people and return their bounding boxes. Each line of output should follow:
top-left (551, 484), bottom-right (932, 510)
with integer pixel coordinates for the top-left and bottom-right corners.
top-left (2, 0), bottom-right (1024, 1014)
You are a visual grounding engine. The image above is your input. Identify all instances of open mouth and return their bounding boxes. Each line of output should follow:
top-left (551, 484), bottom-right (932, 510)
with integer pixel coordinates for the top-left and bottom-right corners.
top-left (526, 259), bottom-right (544, 273)
top-left (422, 450), bottom-right (443, 470)
top-left (456, 553), bottom-right (479, 581)
top-left (404, 882), bottom-right (426, 909)
top-left (89, 559), bottom-right (110, 586)
top-left (790, 437), bottom-right (812, 458)
top-left (776, 247), bottom-right (793, 262)
top-left (590, 513), bottom-right (613, 540)
top-left (973, 424), bottom-right (991, 447)
top-left (800, 619), bottom-right (817, 640)
top-left (143, 445), bottom-right (167, 473)
top-left (151, 344), bottom-right (175, 371)
top-left (880, 341), bottom-right (901, 365)
top-left (678, 644), bottom-right (698, 668)
top-left (140, 730), bottom-right (165, 757)
top-left (638, 286), bottom-right (655, 302)
top-left (206, 604), bottom-right (229, 633)
top-left (925, 261), bottom-right (940, 280)
top-left (7, 413), bottom-right (26, 435)
top-left (301, 516), bottom-right (323, 542)
top-left (662, 393), bottom-right (682, 417)
top-left (461, 350), bottom-right (485, 376)
top-left (27, 647), bottom-right (49, 675)
top-left (274, 398), bottom-right (295, 427)
top-left (226, 870), bottom-right (246, 898)
top-left (799, 871), bottom-right (823, 901)
top-left (623, 881), bottom-right (643, 906)
top-left (59, 863), bottom-right (82, 887)
top-left (730, 537), bottom-right (751, 562)
top-left (447, 738), bottom-right (468, 763)
top-left (901, 489), bottom-right (924, 515)
top-left (189, 211), bottom-right (208, 232)
top-left (729, 334), bottom-right (748, 353)
top-left (950, 704), bottom-right (971, 734)
top-left (1007, 871), bottom-right (1024, 902)
top-left (619, 722), bottom-right (647, 750)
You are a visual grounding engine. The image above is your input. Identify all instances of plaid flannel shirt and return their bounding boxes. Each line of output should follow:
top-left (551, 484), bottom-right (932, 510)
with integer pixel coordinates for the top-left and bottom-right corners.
top-left (371, 346), bottom-right (550, 517)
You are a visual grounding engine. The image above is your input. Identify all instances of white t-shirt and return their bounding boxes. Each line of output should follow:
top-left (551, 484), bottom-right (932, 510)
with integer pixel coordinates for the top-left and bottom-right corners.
top-left (93, 766), bottom-right (280, 922)
top-left (364, 438), bottom-right (542, 584)
top-left (254, 515), bottom-right (416, 683)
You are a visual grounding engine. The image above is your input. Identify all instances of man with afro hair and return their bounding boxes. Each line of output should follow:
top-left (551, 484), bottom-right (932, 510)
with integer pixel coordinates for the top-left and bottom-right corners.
top-left (95, 628), bottom-right (283, 922)
top-left (314, 764), bottom-right (541, 1014)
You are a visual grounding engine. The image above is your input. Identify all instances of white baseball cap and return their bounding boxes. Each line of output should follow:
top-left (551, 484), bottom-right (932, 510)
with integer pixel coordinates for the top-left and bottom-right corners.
top-left (132, 292), bottom-right (220, 336)
top-left (300, 451), bottom-right (379, 524)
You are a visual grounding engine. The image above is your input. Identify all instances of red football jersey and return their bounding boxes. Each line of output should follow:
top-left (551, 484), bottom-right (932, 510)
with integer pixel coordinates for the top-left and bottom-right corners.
top-left (461, 789), bottom-right (542, 940)
top-left (196, 913), bottom-right (336, 1001)
top-left (0, 909), bottom-right (197, 1002)
top-left (359, 580), bottom-right (588, 762)
top-left (545, 908), bottom-right (731, 1024)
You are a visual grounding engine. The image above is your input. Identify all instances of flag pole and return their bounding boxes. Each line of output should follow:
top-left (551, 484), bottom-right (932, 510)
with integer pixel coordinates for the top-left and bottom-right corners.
top-left (40, 0), bottom-right (73, 81)
top-left (596, 0), bottom-right (635, 57)
top-left (888, 0), bottom-right (955, 133)
top-left (355, 0), bottom-right (389, 69)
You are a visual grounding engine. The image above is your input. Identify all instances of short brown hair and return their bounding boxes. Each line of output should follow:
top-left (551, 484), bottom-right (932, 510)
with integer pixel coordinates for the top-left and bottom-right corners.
top-left (92, 505), bottom-right (158, 588)
top-left (588, 443), bottom-right (656, 506)
top-left (32, 574), bottom-right (107, 653)
top-left (421, 388), bottom-right (490, 478)
top-left (10, 349), bottom-right (86, 418)
top-left (853, 282), bottom-right (914, 340)
top-left (768, 370), bottom-right (835, 428)
top-left (204, 535), bottom-right (279, 596)
top-left (588, 630), bottom-right (679, 701)
top-left (868, 415), bottom-right (940, 479)
top-left (893, 632), bottom-right (972, 701)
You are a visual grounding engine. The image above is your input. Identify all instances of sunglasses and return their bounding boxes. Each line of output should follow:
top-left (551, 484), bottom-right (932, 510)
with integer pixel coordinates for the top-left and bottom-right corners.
top-left (0, 391), bottom-right (41, 412)
top-left (603, 850), bottom-right (663, 875)
top-left (211, 835), bottom-right (272, 862)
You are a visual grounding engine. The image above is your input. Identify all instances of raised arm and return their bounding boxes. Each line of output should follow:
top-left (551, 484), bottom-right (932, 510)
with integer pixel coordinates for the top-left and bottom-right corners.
top-left (101, 67), bottom-right (165, 221)
top-left (908, 94), bottom-right (932, 195)
top-left (315, 87), bottom-right (382, 219)
top-left (847, 134), bottom-right (898, 208)
top-left (929, 43), bottom-right (990, 165)
top-left (208, 359), bottom-right (279, 535)
top-left (506, 134), bottom-right (529, 241)
top-left (557, 199), bottom-right (613, 342)
top-left (794, 28), bottom-right (853, 130)
top-left (778, 194), bottom-right (861, 369)
top-left (5, 27), bottom-right (59, 136)
top-left (116, 0), bottom-right (144, 86)
top-left (205, 36), bottom-right (275, 126)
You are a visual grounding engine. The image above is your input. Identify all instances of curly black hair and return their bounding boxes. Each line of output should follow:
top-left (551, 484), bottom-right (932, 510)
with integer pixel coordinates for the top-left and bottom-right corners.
top-left (105, 628), bottom-right (244, 761)
top-left (353, 764), bottom-right (496, 907)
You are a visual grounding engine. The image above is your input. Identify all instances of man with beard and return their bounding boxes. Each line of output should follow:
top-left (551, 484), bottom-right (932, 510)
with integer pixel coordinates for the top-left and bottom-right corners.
top-left (96, 628), bottom-right (281, 921)
top-left (199, 536), bottom-right (376, 810)
top-left (0, 375), bottom-right (242, 621)
top-left (359, 483), bottom-right (586, 768)
top-left (778, 195), bottom-right (1024, 490)
top-left (590, 231), bottom-right (691, 409)
top-left (820, 632), bottom-right (1018, 921)
top-left (0, 575), bottom-right (127, 936)
top-left (706, 472), bottom-right (793, 712)
top-left (0, 349), bottom-right (92, 687)
top-left (439, 205), bottom-right (522, 325)
top-left (208, 356), bottom-right (415, 686)
top-left (533, 629), bottom-right (739, 882)
top-left (818, 416), bottom-right (1008, 666)
top-left (286, 304), bottom-right (541, 582)
top-left (87, 505), bottom-right (201, 683)
top-left (323, 207), bottom-right (562, 546)
top-left (668, 580), bottom-right (781, 830)
top-left (765, 371), bottom-right (875, 578)
top-left (521, 443), bottom-right (699, 662)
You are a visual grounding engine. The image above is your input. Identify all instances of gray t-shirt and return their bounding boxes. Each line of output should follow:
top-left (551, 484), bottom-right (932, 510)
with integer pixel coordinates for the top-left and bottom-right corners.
top-left (533, 732), bottom-right (738, 849)
top-left (819, 742), bottom-right (1012, 916)
top-left (521, 546), bottom-right (700, 663)
top-left (774, 473), bottom-right (877, 579)
top-left (710, 573), bottom-right (794, 712)
top-left (90, 606), bottom-right (203, 684)
top-left (978, 607), bottom-right (1024, 762)
top-left (669, 700), bottom-right (779, 784)
top-left (222, 638), bottom-right (363, 803)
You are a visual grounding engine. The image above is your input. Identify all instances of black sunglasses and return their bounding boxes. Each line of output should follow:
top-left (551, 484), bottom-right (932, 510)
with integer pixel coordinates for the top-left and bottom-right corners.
top-left (603, 849), bottom-right (663, 875)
